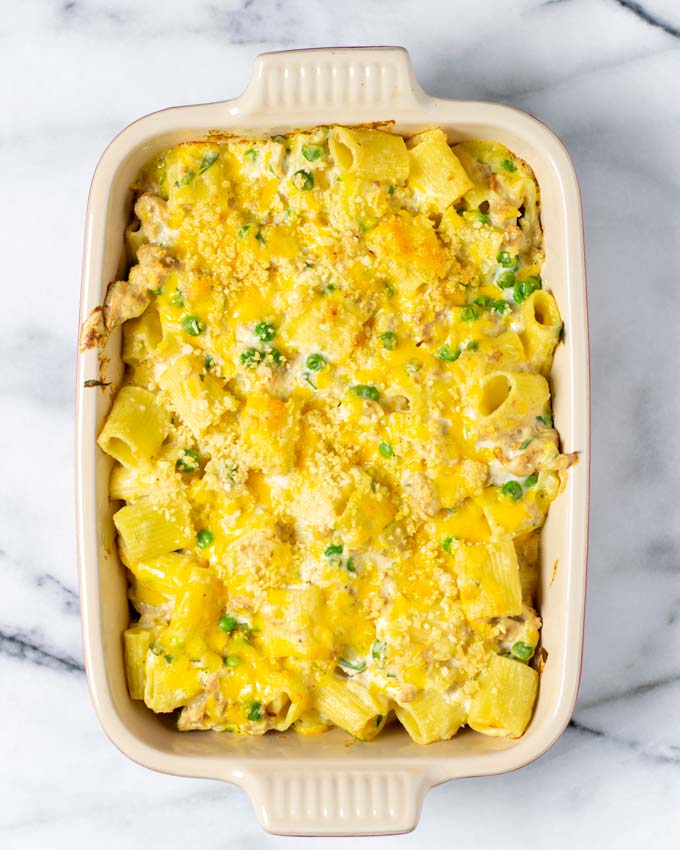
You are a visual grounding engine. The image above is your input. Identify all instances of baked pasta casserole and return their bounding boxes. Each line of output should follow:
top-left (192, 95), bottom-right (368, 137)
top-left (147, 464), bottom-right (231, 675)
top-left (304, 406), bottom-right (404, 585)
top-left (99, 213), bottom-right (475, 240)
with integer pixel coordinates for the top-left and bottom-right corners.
top-left (81, 125), bottom-right (574, 743)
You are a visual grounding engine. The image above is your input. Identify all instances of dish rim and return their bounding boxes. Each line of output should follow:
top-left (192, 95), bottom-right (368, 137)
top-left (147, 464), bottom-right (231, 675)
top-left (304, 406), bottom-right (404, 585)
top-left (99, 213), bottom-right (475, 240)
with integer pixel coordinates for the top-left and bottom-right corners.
top-left (75, 45), bottom-right (589, 836)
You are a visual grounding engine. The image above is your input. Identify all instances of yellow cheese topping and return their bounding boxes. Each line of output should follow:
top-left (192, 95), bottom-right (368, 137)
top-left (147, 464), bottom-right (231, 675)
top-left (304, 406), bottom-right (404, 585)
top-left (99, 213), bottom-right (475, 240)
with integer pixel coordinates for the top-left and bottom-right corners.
top-left (92, 125), bottom-right (574, 743)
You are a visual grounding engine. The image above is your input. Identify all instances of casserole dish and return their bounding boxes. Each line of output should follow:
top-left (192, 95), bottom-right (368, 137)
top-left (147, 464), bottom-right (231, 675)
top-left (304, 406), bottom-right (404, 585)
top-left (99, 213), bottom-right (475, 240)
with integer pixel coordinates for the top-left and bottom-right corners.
top-left (76, 46), bottom-right (589, 836)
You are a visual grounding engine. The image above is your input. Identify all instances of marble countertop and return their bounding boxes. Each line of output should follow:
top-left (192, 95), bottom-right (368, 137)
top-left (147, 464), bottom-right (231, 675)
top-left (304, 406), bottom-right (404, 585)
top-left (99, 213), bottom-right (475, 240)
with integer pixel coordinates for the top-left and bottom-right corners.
top-left (2, 0), bottom-right (679, 846)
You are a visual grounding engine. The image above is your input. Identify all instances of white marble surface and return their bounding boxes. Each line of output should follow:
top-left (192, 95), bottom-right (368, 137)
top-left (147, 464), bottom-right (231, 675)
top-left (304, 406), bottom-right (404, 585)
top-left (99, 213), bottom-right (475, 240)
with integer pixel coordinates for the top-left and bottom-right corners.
top-left (2, 0), bottom-right (679, 846)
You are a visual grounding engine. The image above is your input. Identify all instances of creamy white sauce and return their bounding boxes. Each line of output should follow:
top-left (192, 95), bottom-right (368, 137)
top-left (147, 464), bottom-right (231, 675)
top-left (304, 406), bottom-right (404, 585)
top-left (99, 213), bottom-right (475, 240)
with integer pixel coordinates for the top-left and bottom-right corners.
top-left (488, 462), bottom-right (525, 486)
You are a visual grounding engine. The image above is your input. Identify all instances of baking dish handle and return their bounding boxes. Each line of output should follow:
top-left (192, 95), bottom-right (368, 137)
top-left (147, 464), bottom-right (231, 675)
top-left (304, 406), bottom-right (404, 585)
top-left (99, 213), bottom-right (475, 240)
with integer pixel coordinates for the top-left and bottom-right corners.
top-left (242, 766), bottom-right (429, 836)
top-left (239, 46), bottom-right (428, 114)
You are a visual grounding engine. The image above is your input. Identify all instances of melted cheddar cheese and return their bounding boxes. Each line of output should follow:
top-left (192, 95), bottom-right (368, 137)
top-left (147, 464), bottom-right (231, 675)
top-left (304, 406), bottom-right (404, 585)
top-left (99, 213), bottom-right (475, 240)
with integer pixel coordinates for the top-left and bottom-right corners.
top-left (87, 126), bottom-right (574, 743)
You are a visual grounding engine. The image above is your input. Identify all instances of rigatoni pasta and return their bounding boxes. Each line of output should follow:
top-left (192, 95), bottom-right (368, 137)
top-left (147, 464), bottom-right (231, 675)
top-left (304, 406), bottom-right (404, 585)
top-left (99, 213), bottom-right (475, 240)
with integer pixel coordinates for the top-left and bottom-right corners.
top-left (406, 128), bottom-right (473, 211)
top-left (96, 386), bottom-right (170, 467)
top-left (468, 654), bottom-right (540, 738)
top-left (394, 690), bottom-right (467, 745)
top-left (329, 126), bottom-right (409, 181)
top-left (113, 497), bottom-right (193, 563)
top-left (314, 676), bottom-right (389, 741)
top-left (82, 124), bottom-right (575, 743)
top-left (520, 289), bottom-right (563, 375)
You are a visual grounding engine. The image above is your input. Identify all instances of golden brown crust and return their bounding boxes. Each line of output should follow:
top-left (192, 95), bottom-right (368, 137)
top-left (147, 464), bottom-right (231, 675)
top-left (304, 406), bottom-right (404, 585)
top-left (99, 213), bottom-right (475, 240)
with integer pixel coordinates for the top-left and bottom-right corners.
top-left (103, 245), bottom-right (176, 332)
top-left (78, 306), bottom-right (106, 351)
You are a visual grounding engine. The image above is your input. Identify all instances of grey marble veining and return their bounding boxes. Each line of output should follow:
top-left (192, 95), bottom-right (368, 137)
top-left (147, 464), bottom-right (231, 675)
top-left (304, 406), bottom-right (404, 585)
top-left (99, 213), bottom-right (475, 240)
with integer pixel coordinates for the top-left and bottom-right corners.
top-left (1, 0), bottom-right (679, 846)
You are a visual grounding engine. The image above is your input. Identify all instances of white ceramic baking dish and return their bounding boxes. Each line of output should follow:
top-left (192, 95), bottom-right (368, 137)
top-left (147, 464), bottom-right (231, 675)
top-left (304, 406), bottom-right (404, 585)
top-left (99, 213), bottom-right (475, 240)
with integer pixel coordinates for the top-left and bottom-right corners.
top-left (76, 46), bottom-right (589, 836)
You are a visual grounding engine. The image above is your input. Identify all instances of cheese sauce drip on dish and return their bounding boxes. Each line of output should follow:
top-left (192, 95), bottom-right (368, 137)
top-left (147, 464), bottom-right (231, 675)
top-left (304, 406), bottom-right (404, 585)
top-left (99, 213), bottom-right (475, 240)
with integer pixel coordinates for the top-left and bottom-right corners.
top-left (91, 126), bottom-right (574, 743)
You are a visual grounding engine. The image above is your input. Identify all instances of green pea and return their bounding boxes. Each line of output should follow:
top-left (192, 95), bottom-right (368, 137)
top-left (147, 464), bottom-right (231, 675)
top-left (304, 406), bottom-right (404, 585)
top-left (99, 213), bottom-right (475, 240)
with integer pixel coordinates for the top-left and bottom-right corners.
top-left (500, 481), bottom-right (523, 501)
top-left (175, 448), bottom-right (201, 473)
top-left (442, 536), bottom-right (454, 554)
top-left (204, 354), bottom-right (215, 370)
top-left (345, 557), bottom-right (356, 574)
top-left (352, 385), bottom-right (380, 401)
top-left (306, 353), bottom-right (326, 371)
top-left (380, 331), bottom-right (398, 350)
top-left (218, 615), bottom-right (238, 633)
top-left (266, 348), bottom-right (283, 367)
top-left (461, 305), bottom-right (480, 321)
top-left (293, 169), bottom-right (314, 190)
top-left (467, 340), bottom-right (479, 351)
top-left (321, 282), bottom-right (337, 295)
top-left (240, 348), bottom-right (260, 368)
top-left (302, 143), bottom-right (325, 162)
top-left (497, 250), bottom-right (515, 267)
top-left (511, 641), bottom-right (534, 660)
top-left (438, 344), bottom-right (461, 363)
top-left (378, 442), bottom-right (393, 458)
top-left (182, 316), bottom-right (205, 336)
top-left (497, 271), bottom-right (516, 289)
top-left (492, 299), bottom-right (509, 314)
top-left (247, 701), bottom-right (263, 721)
top-left (196, 529), bottom-right (214, 548)
top-left (513, 275), bottom-right (542, 304)
top-left (324, 543), bottom-right (343, 558)
top-left (387, 185), bottom-right (396, 196)
top-left (254, 321), bottom-right (276, 343)
top-left (474, 294), bottom-right (493, 309)
top-left (224, 655), bottom-right (241, 667)
top-left (501, 158), bottom-right (517, 172)
top-left (524, 472), bottom-right (539, 488)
